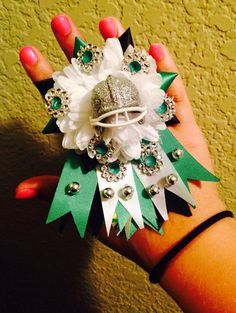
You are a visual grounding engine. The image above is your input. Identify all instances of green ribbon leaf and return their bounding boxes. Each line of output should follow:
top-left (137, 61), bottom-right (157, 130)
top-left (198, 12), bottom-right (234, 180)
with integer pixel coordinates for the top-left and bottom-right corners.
top-left (160, 129), bottom-right (219, 187)
top-left (159, 72), bottom-right (178, 91)
top-left (46, 150), bottom-right (97, 237)
top-left (73, 37), bottom-right (87, 58)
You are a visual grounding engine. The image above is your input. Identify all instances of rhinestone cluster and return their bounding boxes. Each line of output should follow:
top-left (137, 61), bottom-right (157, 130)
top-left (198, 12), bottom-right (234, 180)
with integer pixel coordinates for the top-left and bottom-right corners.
top-left (101, 161), bottom-right (127, 182)
top-left (76, 44), bottom-right (103, 73)
top-left (122, 49), bottom-right (150, 74)
top-left (87, 134), bottom-right (115, 163)
top-left (138, 142), bottom-right (163, 176)
top-left (45, 88), bottom-right (70, 118)
top-left (156, 95), bottom-right (176, 122)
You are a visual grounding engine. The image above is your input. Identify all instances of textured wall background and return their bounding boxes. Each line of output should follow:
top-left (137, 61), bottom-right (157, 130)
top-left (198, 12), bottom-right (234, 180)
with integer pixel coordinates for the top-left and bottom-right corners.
top-left (0, 0), bottom-right (235, 312)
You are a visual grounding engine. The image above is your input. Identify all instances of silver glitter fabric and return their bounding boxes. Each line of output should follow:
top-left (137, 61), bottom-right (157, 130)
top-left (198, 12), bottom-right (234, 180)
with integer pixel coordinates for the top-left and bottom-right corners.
top-left (91, 75), bottom-right (141, 119)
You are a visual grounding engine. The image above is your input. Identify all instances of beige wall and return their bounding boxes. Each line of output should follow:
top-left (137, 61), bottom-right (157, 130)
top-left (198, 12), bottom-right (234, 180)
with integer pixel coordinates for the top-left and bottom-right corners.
top-left (0, 0), bottom-right (235, 312)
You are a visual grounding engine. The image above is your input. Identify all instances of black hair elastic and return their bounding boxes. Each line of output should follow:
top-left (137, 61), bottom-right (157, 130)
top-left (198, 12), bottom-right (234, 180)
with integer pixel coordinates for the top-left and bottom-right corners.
top-left (149, 210), bottom-right (234, 283)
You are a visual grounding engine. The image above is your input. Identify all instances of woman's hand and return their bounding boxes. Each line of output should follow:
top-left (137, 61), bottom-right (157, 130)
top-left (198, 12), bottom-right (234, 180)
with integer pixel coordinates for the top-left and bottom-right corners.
top-left (17, 15), bottom-right (225, 274)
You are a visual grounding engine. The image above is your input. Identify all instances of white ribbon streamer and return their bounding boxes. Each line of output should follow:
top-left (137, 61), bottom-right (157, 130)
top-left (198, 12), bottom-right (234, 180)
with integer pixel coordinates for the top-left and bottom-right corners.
top-left (133, 145), bottom-right (195, 220)
top-left (96, 163), bottom-right (144, 235)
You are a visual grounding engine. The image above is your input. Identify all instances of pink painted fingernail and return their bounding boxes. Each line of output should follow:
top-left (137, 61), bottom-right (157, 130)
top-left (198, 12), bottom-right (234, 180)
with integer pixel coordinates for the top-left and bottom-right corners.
top-left (99, 17), bottom-right (117, 39)
top-left (149, 44), bottom-right (164, 62)
top-left (15, 188), bottom-right (38, 199)
top-left (19, 46), bottom-right (38, 66)
top-left (51, 15), bottom-right (71, 36)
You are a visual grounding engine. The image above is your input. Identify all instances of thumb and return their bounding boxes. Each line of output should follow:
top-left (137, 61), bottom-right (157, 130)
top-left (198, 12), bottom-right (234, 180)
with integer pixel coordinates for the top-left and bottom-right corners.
top-left (15, 175), bottom-right (59, 201)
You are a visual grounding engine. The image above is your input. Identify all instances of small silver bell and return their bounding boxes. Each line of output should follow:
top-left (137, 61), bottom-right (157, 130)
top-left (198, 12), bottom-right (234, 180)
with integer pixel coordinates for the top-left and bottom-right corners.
top-left (102, 187), bottom-right (115, 199)
top-left (66, 182), bottom-right (80, 195)
top-left (148, 184), bottom-right (160, 197)
top-left (165, 174), bottom-right (178, 186)
top-left (121, 185), bottom-right (134, 200)
top-left (172, 148), bottom-right (184, 160)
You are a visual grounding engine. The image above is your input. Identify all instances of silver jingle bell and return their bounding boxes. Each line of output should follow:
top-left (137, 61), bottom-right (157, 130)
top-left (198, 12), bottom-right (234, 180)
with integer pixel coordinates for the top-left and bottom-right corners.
top-left (66, 182), bottom-right (80, 195)
top-left (121, 185), bottom-right (134, 200)
top-left (102, 187), bottom-right (115, 199)
top-left (148, 184), bottom-right (160, 197)
top-left (172, 148), bottom-right (184, 160)
top-left (165, 173), bottom-right (178, 186)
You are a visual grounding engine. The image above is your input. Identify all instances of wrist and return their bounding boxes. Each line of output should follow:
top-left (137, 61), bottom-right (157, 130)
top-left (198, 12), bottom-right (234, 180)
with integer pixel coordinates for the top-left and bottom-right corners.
top-left (129, 182), bottom-right (225, 273)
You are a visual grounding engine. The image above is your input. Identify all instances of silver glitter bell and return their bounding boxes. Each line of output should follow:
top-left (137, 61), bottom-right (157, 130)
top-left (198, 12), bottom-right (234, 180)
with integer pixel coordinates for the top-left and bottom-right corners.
top-left (102, 188), bottom-right (115, 199)
top-left (90, 75), bottom-right (147, 128)
top-left (121, 185), bottom-right (134, 200)
top-left (165, 174), bottom-right (178, 186)
top-left (148, 184), bottom-right (160, 197)
top-left (66, 182), bottom-right (80, 195)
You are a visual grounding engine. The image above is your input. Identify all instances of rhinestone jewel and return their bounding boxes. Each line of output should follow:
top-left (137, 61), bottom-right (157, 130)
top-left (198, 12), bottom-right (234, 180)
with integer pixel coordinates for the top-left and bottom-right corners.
top-left (87, 134), bottom-right (115, 164)
top-left (156, 94), bottom-right (176, 122)
top-left (45, 88), bottom-right (70, 118)
top-left (76, 44), bottom-right (103, 73)
top-left (122, 49), bottom-right (150, 74)
top-left (101, 160), bottom-right (127, 182)
top-left (138, 142), bottom-right (163, 176)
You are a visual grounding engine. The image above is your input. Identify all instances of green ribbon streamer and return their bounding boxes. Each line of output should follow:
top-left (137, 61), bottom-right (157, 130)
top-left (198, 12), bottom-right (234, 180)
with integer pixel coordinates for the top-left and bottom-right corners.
top-left (160, 129), bottom-right (219, 188)
top-left (73, 37), bottom-right (87, 58)
top-left (46, 150), bottom-right (97, 237)
top-left (159, 72), bottom-right (178, 91)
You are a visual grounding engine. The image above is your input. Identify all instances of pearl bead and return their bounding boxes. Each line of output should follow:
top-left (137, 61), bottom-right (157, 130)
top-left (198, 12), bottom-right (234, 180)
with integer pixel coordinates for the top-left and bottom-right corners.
top-left (148, 184), bottom-right (160, 197)
top-left (172, 148), bottom-right (184, 160)
top-left (165, 173), bottom-right (178, 186)
top-left (122, 185), bottom-right (134, 200)
top-left (102, 187), bottom-right (115, 199)
top-left (66, 182), bottom-right (80, 195)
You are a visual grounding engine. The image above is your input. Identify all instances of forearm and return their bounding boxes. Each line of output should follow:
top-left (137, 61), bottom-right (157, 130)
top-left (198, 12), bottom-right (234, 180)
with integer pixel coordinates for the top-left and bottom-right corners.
top-left (160, 216), bottom-right (236, 313)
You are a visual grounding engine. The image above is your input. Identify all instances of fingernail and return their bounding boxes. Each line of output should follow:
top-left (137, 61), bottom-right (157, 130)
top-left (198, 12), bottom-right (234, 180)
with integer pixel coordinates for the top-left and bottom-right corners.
top-left (149, 44), bottom-right (164, 62)
top-left (15, 188), bottom-right (38, 199)
top-left (51, 15), bottom-right (71, 36)
top-left (19, 46), bottom-right (38, 66)
top-left (99, 17), bottom-right (117, 39)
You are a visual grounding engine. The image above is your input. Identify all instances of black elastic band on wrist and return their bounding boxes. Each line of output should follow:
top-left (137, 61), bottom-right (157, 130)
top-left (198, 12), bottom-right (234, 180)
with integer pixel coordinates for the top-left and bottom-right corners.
top-left (149, 210), bottom-right (234, 283)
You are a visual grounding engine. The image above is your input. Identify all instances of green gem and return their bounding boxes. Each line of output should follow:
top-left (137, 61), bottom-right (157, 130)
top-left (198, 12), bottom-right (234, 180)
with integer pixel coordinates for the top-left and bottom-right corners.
top-left (95, 142), bottom-right (108, 156)
top-left (145, 154), bottom-right (156, 167)
top-left (108, 162), bottom-right (120, 175)
top-left (156, 102), bottom-right (168, 114)
top-left (129, 61), bottom-right (141, 73)
top-left (82, 50), bottom-right (93, 64)
top-left (51, 97), bottom-right (62, 110)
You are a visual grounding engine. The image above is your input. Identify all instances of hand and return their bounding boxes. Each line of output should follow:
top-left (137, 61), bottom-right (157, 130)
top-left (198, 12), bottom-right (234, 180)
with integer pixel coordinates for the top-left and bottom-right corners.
top-left (17, 15), bottom-right (225, 274)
